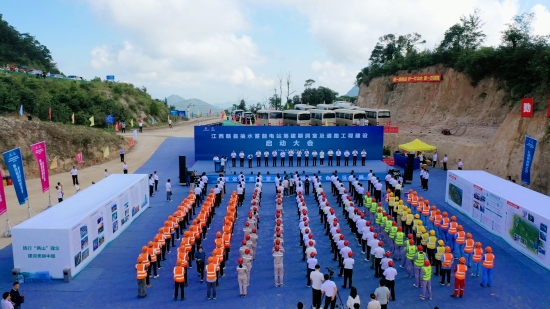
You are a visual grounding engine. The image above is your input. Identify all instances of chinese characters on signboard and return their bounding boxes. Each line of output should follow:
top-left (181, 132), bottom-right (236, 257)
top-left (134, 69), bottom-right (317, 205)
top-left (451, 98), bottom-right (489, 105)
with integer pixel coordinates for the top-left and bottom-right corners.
top-left (391, 74), bottom-right (442, 83)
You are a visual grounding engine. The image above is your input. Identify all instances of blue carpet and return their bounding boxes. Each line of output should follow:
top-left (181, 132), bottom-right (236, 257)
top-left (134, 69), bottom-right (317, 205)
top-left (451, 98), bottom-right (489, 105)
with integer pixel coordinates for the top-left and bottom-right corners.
top-left (0, 137), bottom-right (549, 309)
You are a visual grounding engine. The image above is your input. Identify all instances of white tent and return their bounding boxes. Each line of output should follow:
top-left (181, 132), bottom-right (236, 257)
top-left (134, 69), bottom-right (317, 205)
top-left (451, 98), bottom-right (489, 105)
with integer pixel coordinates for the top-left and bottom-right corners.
top-left (445, 170), bottom-right (550, 270)
top-left (12, 174), bottom-right (149, 279)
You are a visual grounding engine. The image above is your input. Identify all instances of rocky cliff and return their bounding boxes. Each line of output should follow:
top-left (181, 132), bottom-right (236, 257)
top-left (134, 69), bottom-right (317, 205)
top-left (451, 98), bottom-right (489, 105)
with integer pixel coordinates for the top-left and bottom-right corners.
top-left (357, 65), bottom-right (550, 194)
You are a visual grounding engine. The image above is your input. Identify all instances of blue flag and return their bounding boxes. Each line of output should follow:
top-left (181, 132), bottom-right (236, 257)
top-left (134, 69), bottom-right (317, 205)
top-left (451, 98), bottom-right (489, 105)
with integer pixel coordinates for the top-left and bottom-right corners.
top-left (133, 129), bottom-right (138, 139)
top-left (151, 117), bottom-right (156, 124)
top-left (2, 148), bottom-right (29, 205)
top-left (19, 105), bottom-right (23, 116)
top-left (521, 136), bottom-right (537, 185)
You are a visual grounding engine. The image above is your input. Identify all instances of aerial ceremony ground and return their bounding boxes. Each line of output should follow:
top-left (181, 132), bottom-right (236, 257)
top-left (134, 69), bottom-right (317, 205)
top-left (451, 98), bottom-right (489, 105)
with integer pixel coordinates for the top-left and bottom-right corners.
top-left (0, 121), bottom-right (549, 309)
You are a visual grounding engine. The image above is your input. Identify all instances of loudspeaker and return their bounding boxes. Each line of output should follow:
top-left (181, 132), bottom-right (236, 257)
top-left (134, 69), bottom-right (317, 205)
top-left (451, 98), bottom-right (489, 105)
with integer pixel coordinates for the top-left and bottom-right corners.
top-left (179, 156), bottom-right (188, 186)
top-left (63, 268), bottom-right (72, 283)
top-left (12, 268), bottom-right (20, 283)
top-left (404, 154), bottom-right (415, 183)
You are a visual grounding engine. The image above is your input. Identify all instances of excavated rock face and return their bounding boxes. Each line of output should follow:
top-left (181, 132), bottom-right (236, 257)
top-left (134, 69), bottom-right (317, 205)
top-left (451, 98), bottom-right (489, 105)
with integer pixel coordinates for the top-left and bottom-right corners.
top-left (357, 65), bottom-right (550, 195)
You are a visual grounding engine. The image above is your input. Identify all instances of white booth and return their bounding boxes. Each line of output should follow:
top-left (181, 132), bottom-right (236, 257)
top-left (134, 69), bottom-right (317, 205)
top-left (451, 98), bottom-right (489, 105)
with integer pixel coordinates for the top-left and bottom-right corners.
top-left (12, 174), bottom-right (149, 279)
top-left (445, 170), bottom-right (550, 270)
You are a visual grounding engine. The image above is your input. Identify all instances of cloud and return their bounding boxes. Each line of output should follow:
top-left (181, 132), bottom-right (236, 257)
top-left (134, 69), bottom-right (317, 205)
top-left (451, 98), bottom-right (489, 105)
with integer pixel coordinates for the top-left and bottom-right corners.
top-left (86, 0), bottom-right (273, 92)
top-left (311, 61), bottom-right (357, 95)
top-left (531, 4), bottom-right (550, 37)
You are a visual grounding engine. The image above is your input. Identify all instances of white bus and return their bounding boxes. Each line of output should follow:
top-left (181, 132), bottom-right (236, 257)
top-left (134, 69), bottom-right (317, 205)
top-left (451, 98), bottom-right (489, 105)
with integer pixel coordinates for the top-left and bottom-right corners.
top-left (255, 110), bottom-right (283, 126)
top-left (358, 108), bottom-right (392, 125)
top-left (309, 109), bottom-right (336, 126)
top-left (282, 110), bottom-right (311, 126)
top-left (332, 101), bottom-right (355, 109)
top-left (316, 104), bottom-right (339, 111)
top-left (294, 104), bottom-right (316, 111)
top-left (335, 109), bottom-right (367, 126)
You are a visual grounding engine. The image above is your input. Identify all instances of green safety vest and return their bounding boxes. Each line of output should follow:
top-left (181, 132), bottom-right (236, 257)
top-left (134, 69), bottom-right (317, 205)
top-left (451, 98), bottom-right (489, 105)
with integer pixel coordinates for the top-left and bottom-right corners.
top-left (422, 265), bottom-right (432, 281)
top-left (406, 244), bottom-right (417, 260)
top-left (414, 252), bottom-right (426, 267)
top-left (365, 197), bottom-right (372, 205)
top-left (435, 246), bottom-right (445, 260)
top-left (376, 212), bottom-right (383, 225)
top-left (384, 220), bottom-right (392, 233)
top-left (370, 202), bottom-right (377, 213)
top-left (389, 226), bottom-right (398, 239)
top-left (380, 216), bottom-right (387, 228)
top-left (395, 232), bottom-right (404, 245)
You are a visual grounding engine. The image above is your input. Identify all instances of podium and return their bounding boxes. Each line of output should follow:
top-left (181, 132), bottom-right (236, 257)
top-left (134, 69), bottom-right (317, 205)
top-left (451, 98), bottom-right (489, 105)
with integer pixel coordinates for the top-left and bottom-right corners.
top-left (214, 160), bottom-right (222, 173)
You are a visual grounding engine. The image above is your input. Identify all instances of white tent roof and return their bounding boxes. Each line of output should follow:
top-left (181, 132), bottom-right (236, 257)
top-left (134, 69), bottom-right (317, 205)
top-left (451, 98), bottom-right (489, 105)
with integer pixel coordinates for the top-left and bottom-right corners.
top-left (451, 170), bottom-right (550, 218)
top-left (14, 174), bottom-right (147, 229)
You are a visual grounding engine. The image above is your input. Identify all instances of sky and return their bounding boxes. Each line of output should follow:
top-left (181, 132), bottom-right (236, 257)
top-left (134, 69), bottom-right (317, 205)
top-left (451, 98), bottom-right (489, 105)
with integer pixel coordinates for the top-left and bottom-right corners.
top-left (2, 0), bottom-right (549, 106)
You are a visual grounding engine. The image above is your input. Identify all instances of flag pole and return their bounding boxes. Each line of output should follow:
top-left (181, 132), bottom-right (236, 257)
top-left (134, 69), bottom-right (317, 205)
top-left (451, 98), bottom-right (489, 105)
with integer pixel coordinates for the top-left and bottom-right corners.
top-left (27, 199), bottom-right (36, 218)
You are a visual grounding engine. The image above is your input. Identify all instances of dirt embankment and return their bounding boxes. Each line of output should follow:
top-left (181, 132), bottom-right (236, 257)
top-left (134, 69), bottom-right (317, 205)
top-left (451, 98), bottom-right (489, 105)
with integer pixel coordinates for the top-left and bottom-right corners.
top-left (357, 65), bottom-right (550, 194)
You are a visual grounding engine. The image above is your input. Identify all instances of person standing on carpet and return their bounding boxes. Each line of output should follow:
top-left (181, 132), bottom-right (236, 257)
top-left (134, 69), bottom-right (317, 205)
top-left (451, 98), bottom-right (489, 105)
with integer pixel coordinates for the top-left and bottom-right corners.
top-left (231, 150), bottom-right (237, 167)
top-left (321, 273), bottom-right (337, 309)
top-left (319, 150), bottom-right (325, 166)
top-left (256, 149), bottom-right (262, 167)
top-left (136, 257), bottom-right (148, 298)
top-left (239, 150), bottom-right (245, 167)
top-left (237, 258), bottom-right (248, 297)
top-left (272, 149), bottom-right (278, 167)
top-left (9, 282), bottom-right (23, 309)
top-left (304, 149), bottom-right (310, 166)
top-left (206, 257), bottom-right (218, 300)
top-left (173, 259), bottom-right (186, 301)
top-left (264, 149), bottom-right (269, 167)
top-left (312, 149), bottom-right (317, 166)
top-left (154, 171), bottom-right (159, 192)
top-left (310, 264), bottom-right (324, 309)
top-left (273, 245), bottom-right (284, 287)
top-left (248, 153), bottom-right (253, 168)
top-left (149, 174), bottom-right (155, 197)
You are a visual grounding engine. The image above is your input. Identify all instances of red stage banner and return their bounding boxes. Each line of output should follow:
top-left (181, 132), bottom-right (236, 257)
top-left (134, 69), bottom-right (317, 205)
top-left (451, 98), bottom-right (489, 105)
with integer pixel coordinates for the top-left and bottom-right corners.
top-left (30, 141), bottom-right (50, 193)
top-left (129, 138), bottom-right (135, 147)
top-left (521, 98), bottom-right (534, 118)
top-left (76, 152), bottom-right (83, 164)
top-left (392, 74), bottom-right (442, 84)
top-left (0, 169), bottom-right (7, 216)
top-left (547, 98), bottom-right (550, 117)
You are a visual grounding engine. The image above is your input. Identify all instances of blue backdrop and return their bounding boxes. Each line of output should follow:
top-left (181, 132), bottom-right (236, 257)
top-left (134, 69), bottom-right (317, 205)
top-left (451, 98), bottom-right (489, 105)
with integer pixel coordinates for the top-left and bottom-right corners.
top-left (194, 126), bottom-right (384, 161)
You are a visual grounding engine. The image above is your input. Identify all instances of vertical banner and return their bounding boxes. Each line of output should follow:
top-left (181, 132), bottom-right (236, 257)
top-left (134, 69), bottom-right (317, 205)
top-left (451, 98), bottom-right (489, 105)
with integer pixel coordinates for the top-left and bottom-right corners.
top-left (2, 148), bottom-right (29, 205)
top-left (30, 141), bottom-right (50, 193)
top-left (129, 138), bottom-right (135, 147)
top-left (76, 152), bottom-right (83, 164)
top-left (0, 170), bottom-right (7, 216)
top-left (547, 98), bottom-right (550, 118)
top-left (521, 98), bottom-right (534, 118)
top-left (521, 136), bottom-right (537, 185)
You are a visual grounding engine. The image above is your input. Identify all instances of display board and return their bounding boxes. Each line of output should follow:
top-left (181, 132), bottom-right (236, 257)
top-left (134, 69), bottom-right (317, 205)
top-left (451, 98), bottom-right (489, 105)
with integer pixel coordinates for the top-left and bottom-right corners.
top-left (12, 174), bottom-right (149, 279)
top-left (445, 170), bottom-right (550, 270)
top-left (204, 172), bottom-right (385, 184)
top-left (194, 126), bottom-right (384, 161)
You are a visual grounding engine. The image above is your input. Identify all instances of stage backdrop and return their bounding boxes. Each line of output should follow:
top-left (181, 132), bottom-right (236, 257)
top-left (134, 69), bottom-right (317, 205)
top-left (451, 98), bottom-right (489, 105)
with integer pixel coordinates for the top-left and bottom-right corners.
top-left (194, 126), bottom-right (384, 161)
top-left (445, 170), bottom-right (550, 271)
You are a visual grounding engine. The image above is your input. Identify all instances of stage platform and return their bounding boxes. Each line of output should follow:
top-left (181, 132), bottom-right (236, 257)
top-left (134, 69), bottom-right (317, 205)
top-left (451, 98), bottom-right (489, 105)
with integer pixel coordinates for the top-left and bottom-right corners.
top-left (189, 159), bottom-right (395, 183)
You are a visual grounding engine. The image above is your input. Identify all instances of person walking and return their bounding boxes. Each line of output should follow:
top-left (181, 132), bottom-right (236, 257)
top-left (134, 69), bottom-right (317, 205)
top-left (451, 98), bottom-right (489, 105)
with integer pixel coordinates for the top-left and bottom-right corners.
top-left (119, 147), bottom-right (125, 162)
top-left (237, 258), bottom-right (248, 297)
top-left (70, 166), bottom-right (79, 185)
top-left (123, 161), bottom-right (128, 174)
top-left (450, 257), bottom-right (467, 298)
top-left (166, 179), bottom-right (173, 202)
top-left (173, 259), bottom-right (186, 301)
top-left (320, 274), bottom-right (337, 309)
top-left (480, 246), bottom-right (494, 287)
top-left (154, 171), bottom-right (159, 192)
top-left (310, 264), bottom-right (324, 309)
top-left (413, 245), bottom-right (428, 288)
top-left (419, 260), bottom-right (432, 300)
top-left (374, 279), bottom-right (390, 309)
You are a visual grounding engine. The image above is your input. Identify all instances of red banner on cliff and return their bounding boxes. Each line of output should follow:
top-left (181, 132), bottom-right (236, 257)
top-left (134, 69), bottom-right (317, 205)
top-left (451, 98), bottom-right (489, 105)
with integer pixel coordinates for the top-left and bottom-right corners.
top-left (521, 98), bottom-right (534, 118)
top-left (0, 169), bottom-right (6, 216)
top-left (30, 141), bottom-right (50, 193)
top-left (392, 74), bottom-right (442, 83)
top-left (547, 98), bottom-right (550, 118)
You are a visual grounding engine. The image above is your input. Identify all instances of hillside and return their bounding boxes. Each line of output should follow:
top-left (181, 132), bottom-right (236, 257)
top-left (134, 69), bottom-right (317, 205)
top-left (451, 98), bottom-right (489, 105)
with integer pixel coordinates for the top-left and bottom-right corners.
top-left (167, 94), bottom-right (222, 116)
top-left (0, 116), bottom-right (130, 178)
top-left (357, 65), bottom-right (550, 195)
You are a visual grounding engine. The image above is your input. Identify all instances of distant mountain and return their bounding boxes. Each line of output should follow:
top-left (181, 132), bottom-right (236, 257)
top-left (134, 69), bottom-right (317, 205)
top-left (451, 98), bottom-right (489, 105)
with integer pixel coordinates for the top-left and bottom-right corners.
top-left (346, 86), bottom-right (359, 96)
top-left (168, 95), bottom-right (222, 116)
top-left (167, 94), bottom-right (185, 105)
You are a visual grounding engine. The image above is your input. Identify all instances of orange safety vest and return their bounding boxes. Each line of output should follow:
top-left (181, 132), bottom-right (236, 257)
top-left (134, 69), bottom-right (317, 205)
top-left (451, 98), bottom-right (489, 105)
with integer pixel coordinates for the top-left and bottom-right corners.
top-left (429, 210), bottom-right (437, 223)
top-left (455, 264), bottom-right (467, 280)
top-left (455, 231), bottom-right (465, 244)
top-left (138, 253), bottom-right (150, 267)
top-left (434, 215), bottom-right (442, 227)
top-left (173, 266), bottom-right (185, 283)
top-left (422, 205), bottom-right (430, 216)
top-left (416, 203), bottom-right (423, 213)
top-left (464, 239), bottom-right (474, 253)
top-left (214, 238), bottom-right (223, 248)
top-left (213, 249), bottom-right (224, 262)
top-left (206, 264), bottom-right (217, 281)
top-left (163, 227), bottom-right (172, 239)
top-left (442, 253), bottom-right (453, 268)
top-left (157, 234), bottom-right (166, 246)
top-left (482, 253), bottom-right (494, 268)
top-left (411, 196), bottom-right (418, 207)
top-left (472, 248), bottom-right (483, 262)
top-left (136, 263), bottom-right (147, 280)
top-left (440, 218), bottom-right (449, 230)
top-left (148, 248), bottom-right (157, 262)
top-left (223, 233), bottom-right (231, 248)
top-left (407, 194), bottom-right (412, 203)
top-left (448, 222), bottom-right (458, 234)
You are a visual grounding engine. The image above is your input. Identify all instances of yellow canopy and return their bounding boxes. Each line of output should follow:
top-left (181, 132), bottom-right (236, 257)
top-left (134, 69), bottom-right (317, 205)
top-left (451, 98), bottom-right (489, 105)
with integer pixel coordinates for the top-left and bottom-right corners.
top-left (398, 138), bottom-right (437, 152)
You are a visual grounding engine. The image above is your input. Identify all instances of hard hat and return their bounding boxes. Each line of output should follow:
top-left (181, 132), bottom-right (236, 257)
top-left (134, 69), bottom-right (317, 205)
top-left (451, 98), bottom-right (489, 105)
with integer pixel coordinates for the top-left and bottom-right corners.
top-left (431, 205), bottom-right (436, 210)
top-left (414, 214), bottom-right (420, 219)
top-left (385, 251), bottom-right (391, 257)
top-left (366, 221), bottom-right (371, 226)
top-left (475, 242), bottom-right (482, 248)
top-left (276, 232), bottom-right (281, 237)
top-left (429, 230), bottom-right (435, 236)
top-left (370, 226), bottom-right (375, 232)
top-left (245, 248), bottom-right (250, 254)
top-left (148, 241), bottom-right (153, 247)
top-left (348, 251), bottom-right (354, 257)
top-left (418, 222), bottom-right (423, 226)
top-left (398, 226), bottom-right (402, 231)
top-left (424, 260), bottom-right (430, 266)
top-left (309, 240), bottom-right (314, 246)
top-left (382, 211), bottom-right (387, 216)
top-left (308, 233), bottom-right (314, 239)
top-left (276, 227), bottom-right (280, 232)
top-left (372, 198), bottom-right (376, 202)
top-left (277, 219), bottom-right (282, 225)
top-left (184, 231), bottom-right (190, 237)
top-left (436, 209), bottom-right (441, 214)
top-left (305, 228), bottom-right (310, 234)
top-left (361, 214), bottom-right (365, 219)
top-left (274, 245), bottom-right (280, 251)
top-left (378, 241), bottom-right (383, 246)
top-left (310, 252), bottom-right (316, 257)
top-left (417, 245), bottom-right (424, 251)
top-left (408, 234), bottom-right (413, 239)
top-left (485, 246), bottom-right (492, 253)
top-left (420, 227), bottom-right (426, 233)
top-left (409, 239), bottom-right (415, 245)
top-left (238, 258), bottom-right (243, 264)
top-left (245, 222), bottom-right (250, 227)
top-left (216, 231), bottom-right (222, 238)
top-left (275, 239), bottom-right (280, 245)
top-left (340, 234), bottom-right (345, 240)
top-left (333, 222), bottom-right (338, 226)
top-left (330, 208), bottom-right (335, 214)
top-left (304, 222), bottom-right (309, 226)
top-left (443, 212), bottom-right (448, 217)
top-left (377, 208), bottom-right (382, 213)
top-left (252, 228), bottom-right (257, 233)
top-left (336, 228), bottom-right (341, 233)
top-left (208, 257), bottom-right (213, 263)
top-left (438, 240), bottom-right (444, 246)
top-left (373, 233), bottom-right (379, 239)
top-left (378, 202), bottom-right (382, 206)
top-left (445, 246), bottom-right (451, 253)
top-left (459, 257), bottom-right (466, 263)
top-left (326, 202), bottom-right (330, 206)
top-left (303, 217), bottom-right (307, 221)
top-left (388, 260), bottom-right (394, 267)
top-left (302, 209), bottom-right (307, 214)
top-left (392, 221), bottom-right (397, 226)
top-left (458, 225), bottom-right (463, 231)
top-left (350, 202), bottom-right (354, 206)
top-left (246, 235), bottom-right (251, 240)
top-left (344, 240), bottom-right (349, 246)
top-left (451, 216), bottom-right (457, 221)
top-left (142, 246), bottom-right (147, 253)
top-left (387, 215), bottom-right (391, 220)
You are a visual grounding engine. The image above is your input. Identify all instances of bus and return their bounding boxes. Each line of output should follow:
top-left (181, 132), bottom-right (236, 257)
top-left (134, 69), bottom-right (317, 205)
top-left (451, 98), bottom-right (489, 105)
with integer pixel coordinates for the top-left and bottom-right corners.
top-left (255, 110), bottom-right (283, 126)
top-left (332, 101), bottom-right (355, 109)
top-left (231, 110), bottom-right (244, 122)
top-left (241, 112), bottom-right (256, 125)
top-left (316, 104), bottom-right (339, 111)
top-left (282, 110), bottom-right (311, 126)
top-left (358, 108), bottom-right (392, 125)
top-left (334, 109), bottom-right (366, 126)
top-left (294, 104), bottom-right (316, 111)
top-left (309, 109), bottom-right (336, 126)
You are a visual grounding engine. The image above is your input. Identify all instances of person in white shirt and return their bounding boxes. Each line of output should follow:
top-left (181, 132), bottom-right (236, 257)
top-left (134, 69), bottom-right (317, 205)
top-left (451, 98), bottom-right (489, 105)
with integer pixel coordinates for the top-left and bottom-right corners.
top-left (373, 241), bottom-right (385, 278)
top-left (166, 179), bottom-right (172, 201)
top-left (342, 251), bottom-right (355, 289)
top-left (239, 150), bottom-right (245, 167)
top-left (457, 159), bottom-right (463, 170)
top-left (70, 166), bottom-right (78, 185)
top-left (247, 154), bottom-right (253, 168)
top-left (321, 274), bottom-right (337, 309)
top-left (56, 186), bottom-right (63, 202)
top-left (352, 148), bottom-right (358, 166)
top-left (310, 265), bottom-right (324, 308)
top-left (361, 149), bottom-right (367, 166)
top-left (304, 149), bottom-right (310, 166)
top-left (296, 149), bottom-right (302, 166)
top-left (104, 169), bottom-right (109, 178)
top-left (319, 150), bottom-right (325, 166)
top-left (423, 170), bottom-right (429, 191)
top-left (264, 149), bottom-right (269, 167)
top-left (280, 150), bottom-right (286, 167)
top-left (383, 260), bottom-right (398, 301)
top-left (1, 292), bottom-right (14, 309)
top-left (312, 150), bottom-right (318, 166)
top-left (336, 148), bottom-right (342, 166)
top-left (272, 150), bottom-right (278, 167)
top-left (443, 154), bottom-right (448, 171)
top-left (327, 148), bottom-right (334, 166)
top-left (367, 293), bottom-right (381, 309)
top-left (288, 149), bottom-right (294, 167)
top-left (255, 149), bottom-right (262, 167)
top-left (154, 171), bottom-right (159, 191)
top-left (306, 252), bottom-right (318, 287)
top-left (148, 174), bottom-right (155, 197)
top-left (122, 161), bottom-right (128, 174)
top-left (344, 149), bottom-right (350, 166)
top-left (220, 156), bottom-right (227, 172)
top-left (231, 150), bottom-right (237, 167)
top-left (346, 286), bottom-right (361, 309)
top-left (432, 152), bottom-right (438, 168)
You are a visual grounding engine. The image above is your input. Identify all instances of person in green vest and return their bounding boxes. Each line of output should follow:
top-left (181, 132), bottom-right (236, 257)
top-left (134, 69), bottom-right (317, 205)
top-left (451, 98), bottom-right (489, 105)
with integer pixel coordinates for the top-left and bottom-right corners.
top-left (413, 245), bottom-right (428, 288)
top-left (420, 260), bottom-right (433, 300)
top-left (434, 240), bottom-right (445, 276)
top-left (394, 226), bottom-right (404, 261)
top-left (404, 239), bottom-right (417, 278)
top-left (369, 199), bottom-right (377, 222)
top-left (389, 221), bottom-right (398, 254)
top-left (375, 208), bottom-right (384, 233)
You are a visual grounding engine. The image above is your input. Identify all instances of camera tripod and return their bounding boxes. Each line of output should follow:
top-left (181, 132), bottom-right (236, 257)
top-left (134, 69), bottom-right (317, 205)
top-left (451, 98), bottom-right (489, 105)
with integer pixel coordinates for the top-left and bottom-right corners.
top-left (326, 267), bottom-right (345, 309)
